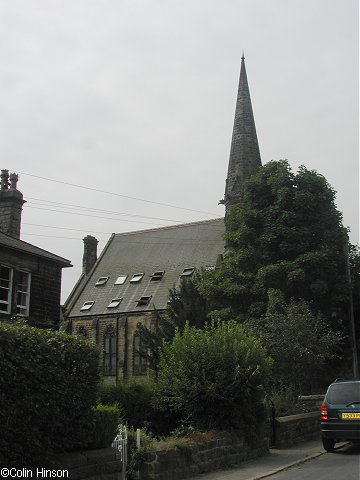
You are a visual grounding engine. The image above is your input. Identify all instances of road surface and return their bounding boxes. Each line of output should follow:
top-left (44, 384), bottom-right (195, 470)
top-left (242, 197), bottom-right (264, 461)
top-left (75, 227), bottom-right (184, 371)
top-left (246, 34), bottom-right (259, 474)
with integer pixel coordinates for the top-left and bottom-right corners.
top-left (269, 443), bottom-right (360, 480)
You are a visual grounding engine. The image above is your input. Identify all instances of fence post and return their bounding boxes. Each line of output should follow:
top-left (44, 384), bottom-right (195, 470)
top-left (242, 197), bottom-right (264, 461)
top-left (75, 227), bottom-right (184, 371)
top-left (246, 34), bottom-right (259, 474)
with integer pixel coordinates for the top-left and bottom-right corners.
top-left (136, 428), bottom-right (141, 450)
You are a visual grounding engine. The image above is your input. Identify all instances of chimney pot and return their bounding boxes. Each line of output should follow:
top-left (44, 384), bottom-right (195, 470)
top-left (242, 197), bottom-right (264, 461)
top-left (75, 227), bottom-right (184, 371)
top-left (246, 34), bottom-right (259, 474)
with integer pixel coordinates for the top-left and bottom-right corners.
top-left (9, 172), bottom-right (19, 190)
top-left (1, 170), bottom-right (9, 190)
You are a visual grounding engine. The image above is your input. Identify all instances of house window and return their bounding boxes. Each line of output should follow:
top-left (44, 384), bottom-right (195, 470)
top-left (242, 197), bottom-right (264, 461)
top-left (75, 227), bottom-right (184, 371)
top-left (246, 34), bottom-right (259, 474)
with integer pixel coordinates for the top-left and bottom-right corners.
top-left (130, 273), bottom-right (144, 283)
top-left (80, 301), bottom-right (95, 311)
top-left (0, 266), bottom-right (12, 313)
top-left (114, 275), bottom-right (128, 285)
top-left (133, 332), bottom-right (147, 376)
top-left (151, 271), bottom-right (165, 281)
top-left (137, 296), bottom-right (152, 307)
top-left (77, 326), bottom-right (88, 338)
top-left (180, 267), bottom-right (195, 277)
top-left (107, 298), bottom-right (122, 308)
top-left (95, 276), bottom-right (109, 286)
top-left (104, 326), bottom-right (116, 376)
top-left (16, 271), bottom-right (31, 316)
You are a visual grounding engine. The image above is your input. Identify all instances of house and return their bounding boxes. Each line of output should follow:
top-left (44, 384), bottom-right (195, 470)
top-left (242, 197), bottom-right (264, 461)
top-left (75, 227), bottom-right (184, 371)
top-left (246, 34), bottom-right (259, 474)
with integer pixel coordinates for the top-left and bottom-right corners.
top-left (0, 170), bottom-right (72, 329)
top-left (64, 54), bottom-right (262, 380)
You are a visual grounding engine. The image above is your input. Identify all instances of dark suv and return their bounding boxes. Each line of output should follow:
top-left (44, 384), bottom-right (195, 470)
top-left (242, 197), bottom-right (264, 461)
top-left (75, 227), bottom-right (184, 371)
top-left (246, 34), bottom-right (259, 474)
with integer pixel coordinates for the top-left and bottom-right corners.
top-left (321, 379), bottom-right (360, 451)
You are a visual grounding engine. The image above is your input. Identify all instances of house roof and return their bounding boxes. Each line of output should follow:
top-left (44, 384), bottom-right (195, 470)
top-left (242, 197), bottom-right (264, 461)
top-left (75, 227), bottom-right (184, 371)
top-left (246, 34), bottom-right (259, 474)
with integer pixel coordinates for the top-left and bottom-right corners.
top-left (0, 231), bottom-right (72, 267)
top-left (66, 218), bottom-right (225, 317)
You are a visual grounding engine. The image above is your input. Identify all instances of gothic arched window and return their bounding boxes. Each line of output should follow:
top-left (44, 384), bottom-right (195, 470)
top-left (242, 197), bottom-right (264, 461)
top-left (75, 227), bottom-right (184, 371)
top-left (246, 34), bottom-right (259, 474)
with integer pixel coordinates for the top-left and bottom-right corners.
top-left (104, 325), bottom-right (116, 376)
top-left (133, 331), bottom-right (147, 376)
top-left (77, 326), bottom-right (88, 338)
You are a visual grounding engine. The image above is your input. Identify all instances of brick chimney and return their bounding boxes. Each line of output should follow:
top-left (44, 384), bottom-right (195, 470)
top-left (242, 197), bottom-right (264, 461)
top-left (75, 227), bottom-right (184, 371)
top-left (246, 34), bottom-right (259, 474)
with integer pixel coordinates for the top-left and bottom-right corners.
top-left (0, 169), bottom-right (26, 239)
top-left (82, 235), bottom-right (98, 275)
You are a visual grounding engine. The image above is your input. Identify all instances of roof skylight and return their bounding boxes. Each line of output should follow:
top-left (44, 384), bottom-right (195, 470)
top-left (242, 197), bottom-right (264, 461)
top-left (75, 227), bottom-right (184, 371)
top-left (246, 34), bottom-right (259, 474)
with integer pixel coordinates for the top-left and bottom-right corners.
top-left (137, 296), bottom-right (152, 306)
top-left (107, 298), bottom-right (122, 308)
top-left (80, 301), bottom-right (95, 311)
top-left (115, 275), bottom-right (128, 285)
top-left (180, 267), bottom-right (195, 277)
top-left (95, 276), bottom-right (109, 286)
top-left (130, 273), bottom-right (144, 283)
top-left (151, 271), bottom-right (165, 281)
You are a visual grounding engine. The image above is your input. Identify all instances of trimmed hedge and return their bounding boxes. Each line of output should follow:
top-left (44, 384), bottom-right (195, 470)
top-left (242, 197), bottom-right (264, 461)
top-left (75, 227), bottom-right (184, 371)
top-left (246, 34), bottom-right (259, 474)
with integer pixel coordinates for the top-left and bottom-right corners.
top-left (0, 322), bottom-right (100, 467)
top-left (89, 404), bottom-right (122, 449)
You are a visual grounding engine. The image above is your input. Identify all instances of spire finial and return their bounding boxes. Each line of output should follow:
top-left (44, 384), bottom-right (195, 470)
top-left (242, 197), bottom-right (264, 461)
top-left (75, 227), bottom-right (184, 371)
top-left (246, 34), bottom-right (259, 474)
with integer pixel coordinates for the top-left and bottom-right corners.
top-left (241, 51), bottom-right (245, 61)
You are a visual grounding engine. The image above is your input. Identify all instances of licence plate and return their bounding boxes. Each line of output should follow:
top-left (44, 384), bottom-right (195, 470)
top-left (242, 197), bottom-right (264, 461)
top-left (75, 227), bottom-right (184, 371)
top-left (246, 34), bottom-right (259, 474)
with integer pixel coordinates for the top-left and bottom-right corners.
top-left (341, 412), bottom-right (360, 419)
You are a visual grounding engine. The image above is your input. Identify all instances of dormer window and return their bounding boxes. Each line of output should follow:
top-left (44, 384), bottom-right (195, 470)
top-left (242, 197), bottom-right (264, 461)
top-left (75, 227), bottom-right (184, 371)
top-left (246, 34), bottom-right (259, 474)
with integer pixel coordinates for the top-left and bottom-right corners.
top-left (130, 273), bottom-right (144, 283)
top-left (80, 301), bottom-right (94, 311)
top-left (180, 267), bottom-right (195, 277)
top-left (151, 271), bottom-right (165, 281)
top-left (107, 298), bottom-right (122, 309)
top-left (137, 296), bottom-right (152, 306)
top-left (95, 276), bottom-right (109, 286)
top-left (114, 275), bottom-right (128, 285)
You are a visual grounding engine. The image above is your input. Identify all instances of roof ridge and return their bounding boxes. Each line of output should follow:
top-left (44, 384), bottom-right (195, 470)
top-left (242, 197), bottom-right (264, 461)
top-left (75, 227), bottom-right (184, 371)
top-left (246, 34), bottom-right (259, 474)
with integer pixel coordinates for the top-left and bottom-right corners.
top-left (113, 217), bottom-right (224, 237)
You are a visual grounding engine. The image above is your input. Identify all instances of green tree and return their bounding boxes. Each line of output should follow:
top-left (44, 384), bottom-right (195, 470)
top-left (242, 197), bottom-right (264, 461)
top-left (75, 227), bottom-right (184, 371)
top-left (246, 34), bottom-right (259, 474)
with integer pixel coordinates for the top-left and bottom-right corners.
top-left (135, 276), bottom-right (209, 372)
top-left (199, 160), bottom-right (354, 328)
top-left (245, 301), bottom-right (344, 393)
top-left (154, 321), bottom-right (272, 432)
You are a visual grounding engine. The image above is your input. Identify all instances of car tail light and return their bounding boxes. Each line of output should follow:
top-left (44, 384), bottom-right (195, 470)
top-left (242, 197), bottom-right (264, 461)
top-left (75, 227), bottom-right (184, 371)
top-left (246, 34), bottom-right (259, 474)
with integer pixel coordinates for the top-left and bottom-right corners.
top-left (321, 402), bottom-right (328, 421)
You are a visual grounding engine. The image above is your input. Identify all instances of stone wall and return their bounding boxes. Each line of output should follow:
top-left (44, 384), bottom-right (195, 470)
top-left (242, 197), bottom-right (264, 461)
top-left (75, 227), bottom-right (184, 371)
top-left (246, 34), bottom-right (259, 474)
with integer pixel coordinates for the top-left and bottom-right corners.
top-left (274, 412), bottom-right (320, 448)
top-left (49, 447), bottom-right (124, 480)
top-left (139, 435), bottom-right (268, 480)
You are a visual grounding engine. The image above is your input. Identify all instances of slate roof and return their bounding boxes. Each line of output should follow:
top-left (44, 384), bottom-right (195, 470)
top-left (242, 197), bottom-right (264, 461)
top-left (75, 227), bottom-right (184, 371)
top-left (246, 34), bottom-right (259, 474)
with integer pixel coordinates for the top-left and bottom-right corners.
top-left (66, 218), bottom-right (225, 317)
top-left (0, 231), bottom-right (72, 266)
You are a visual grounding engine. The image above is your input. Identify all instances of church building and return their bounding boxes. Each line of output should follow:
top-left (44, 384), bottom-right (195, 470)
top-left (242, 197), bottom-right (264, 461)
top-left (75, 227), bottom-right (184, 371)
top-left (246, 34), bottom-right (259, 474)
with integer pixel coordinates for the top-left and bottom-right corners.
top-left (64, 55), bottom-right (262, 381)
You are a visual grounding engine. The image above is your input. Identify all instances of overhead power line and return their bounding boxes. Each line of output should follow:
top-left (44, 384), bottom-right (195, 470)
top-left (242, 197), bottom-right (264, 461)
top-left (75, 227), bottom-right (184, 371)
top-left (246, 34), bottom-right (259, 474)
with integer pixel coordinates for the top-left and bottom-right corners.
top-left (26, 197), bottom-right (183, 223)
top-left (19, 172), bottom-right (219, 216)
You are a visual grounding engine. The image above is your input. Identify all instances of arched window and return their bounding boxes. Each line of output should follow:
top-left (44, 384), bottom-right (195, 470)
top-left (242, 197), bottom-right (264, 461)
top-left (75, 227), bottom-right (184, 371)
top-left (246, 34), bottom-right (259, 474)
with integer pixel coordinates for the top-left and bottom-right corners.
top-left (77, 326), bottom-right (88, 338)
top-left (104, 325), bottom-right (116, 376)
top-left (133, 331), bottom-right (147, 376)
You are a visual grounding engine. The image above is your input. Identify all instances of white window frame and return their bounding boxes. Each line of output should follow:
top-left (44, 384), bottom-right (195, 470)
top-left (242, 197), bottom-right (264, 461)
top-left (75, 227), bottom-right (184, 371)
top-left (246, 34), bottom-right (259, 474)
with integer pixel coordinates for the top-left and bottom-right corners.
top-left (107, 298), bottom-right (122, 308)
top-left (80, 301), bottom-right (95, 311)
top-left (0, 265), bottom-right (13, 314)
top-left (95, 276), bottom-right (109, 286)
top-left (16, 270), bottom-right (31, 317)
top-left (130, 273), bottom-right (144, 283)
top-left (180, 267), bottom-right (195, 277)
top-left (114, 275), bottom-right (128, 285)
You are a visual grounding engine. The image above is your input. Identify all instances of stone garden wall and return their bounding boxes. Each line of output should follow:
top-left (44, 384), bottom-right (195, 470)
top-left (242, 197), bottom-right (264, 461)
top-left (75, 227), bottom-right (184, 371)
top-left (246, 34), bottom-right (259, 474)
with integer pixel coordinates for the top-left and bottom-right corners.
top-left (139, 435), bottom-right (268, 480)
top-left (274, 412), bottom-right (320, 448)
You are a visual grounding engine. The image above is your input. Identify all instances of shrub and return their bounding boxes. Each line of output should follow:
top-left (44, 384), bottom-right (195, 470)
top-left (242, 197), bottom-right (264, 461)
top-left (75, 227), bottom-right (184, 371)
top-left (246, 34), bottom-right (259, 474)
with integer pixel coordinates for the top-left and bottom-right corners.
top-left (99, 379), bottom-right (154, 427)
top-left (154, 321), bottom-right (272, 433)
top-left (0, 323), bottom-right (100, 466)
top-left (89, 404), bottom-right (122, 449)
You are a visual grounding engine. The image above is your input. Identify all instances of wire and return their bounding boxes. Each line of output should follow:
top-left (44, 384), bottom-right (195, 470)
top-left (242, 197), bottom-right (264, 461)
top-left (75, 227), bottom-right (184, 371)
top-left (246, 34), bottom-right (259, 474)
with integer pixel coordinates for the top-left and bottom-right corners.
top-left (26, 197), bottom-right (185, 222)
top-left (18, 171), bottom-right (219, 215)
top-left (26, 206), bottom-right (171, 226)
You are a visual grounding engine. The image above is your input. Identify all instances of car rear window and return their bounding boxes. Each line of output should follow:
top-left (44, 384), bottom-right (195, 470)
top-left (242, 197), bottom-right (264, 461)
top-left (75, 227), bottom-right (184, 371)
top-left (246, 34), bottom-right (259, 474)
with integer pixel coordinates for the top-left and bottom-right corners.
top-left (326, 383), bottom-right (360, 404)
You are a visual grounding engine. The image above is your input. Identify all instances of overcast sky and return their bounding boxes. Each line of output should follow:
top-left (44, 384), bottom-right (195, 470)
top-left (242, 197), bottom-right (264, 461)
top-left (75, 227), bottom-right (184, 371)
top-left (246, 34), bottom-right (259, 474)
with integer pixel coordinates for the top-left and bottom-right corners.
top-left (0, 0), bottom-right (358, 302)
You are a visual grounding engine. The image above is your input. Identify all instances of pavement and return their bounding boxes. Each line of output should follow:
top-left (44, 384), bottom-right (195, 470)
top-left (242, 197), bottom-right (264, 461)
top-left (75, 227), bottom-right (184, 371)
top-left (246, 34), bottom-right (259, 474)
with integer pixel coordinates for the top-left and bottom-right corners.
top-left (189, 439), bottom-right (348, 480)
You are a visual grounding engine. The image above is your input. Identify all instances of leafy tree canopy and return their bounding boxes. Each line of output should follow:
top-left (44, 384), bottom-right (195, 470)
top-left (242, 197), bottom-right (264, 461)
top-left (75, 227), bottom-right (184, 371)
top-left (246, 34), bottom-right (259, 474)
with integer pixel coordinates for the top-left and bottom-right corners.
top-left (135, 276), bottom-right (209, 373)
top-left (198, 160), bottom-right (355, 327)
top-left (245, 300), bottom-right (344, 393)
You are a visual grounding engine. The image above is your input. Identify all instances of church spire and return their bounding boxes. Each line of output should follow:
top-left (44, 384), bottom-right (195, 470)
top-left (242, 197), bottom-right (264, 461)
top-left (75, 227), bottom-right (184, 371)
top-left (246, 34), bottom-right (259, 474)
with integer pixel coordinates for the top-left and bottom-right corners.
top-left (221, 54), bottom-right (261, 209)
